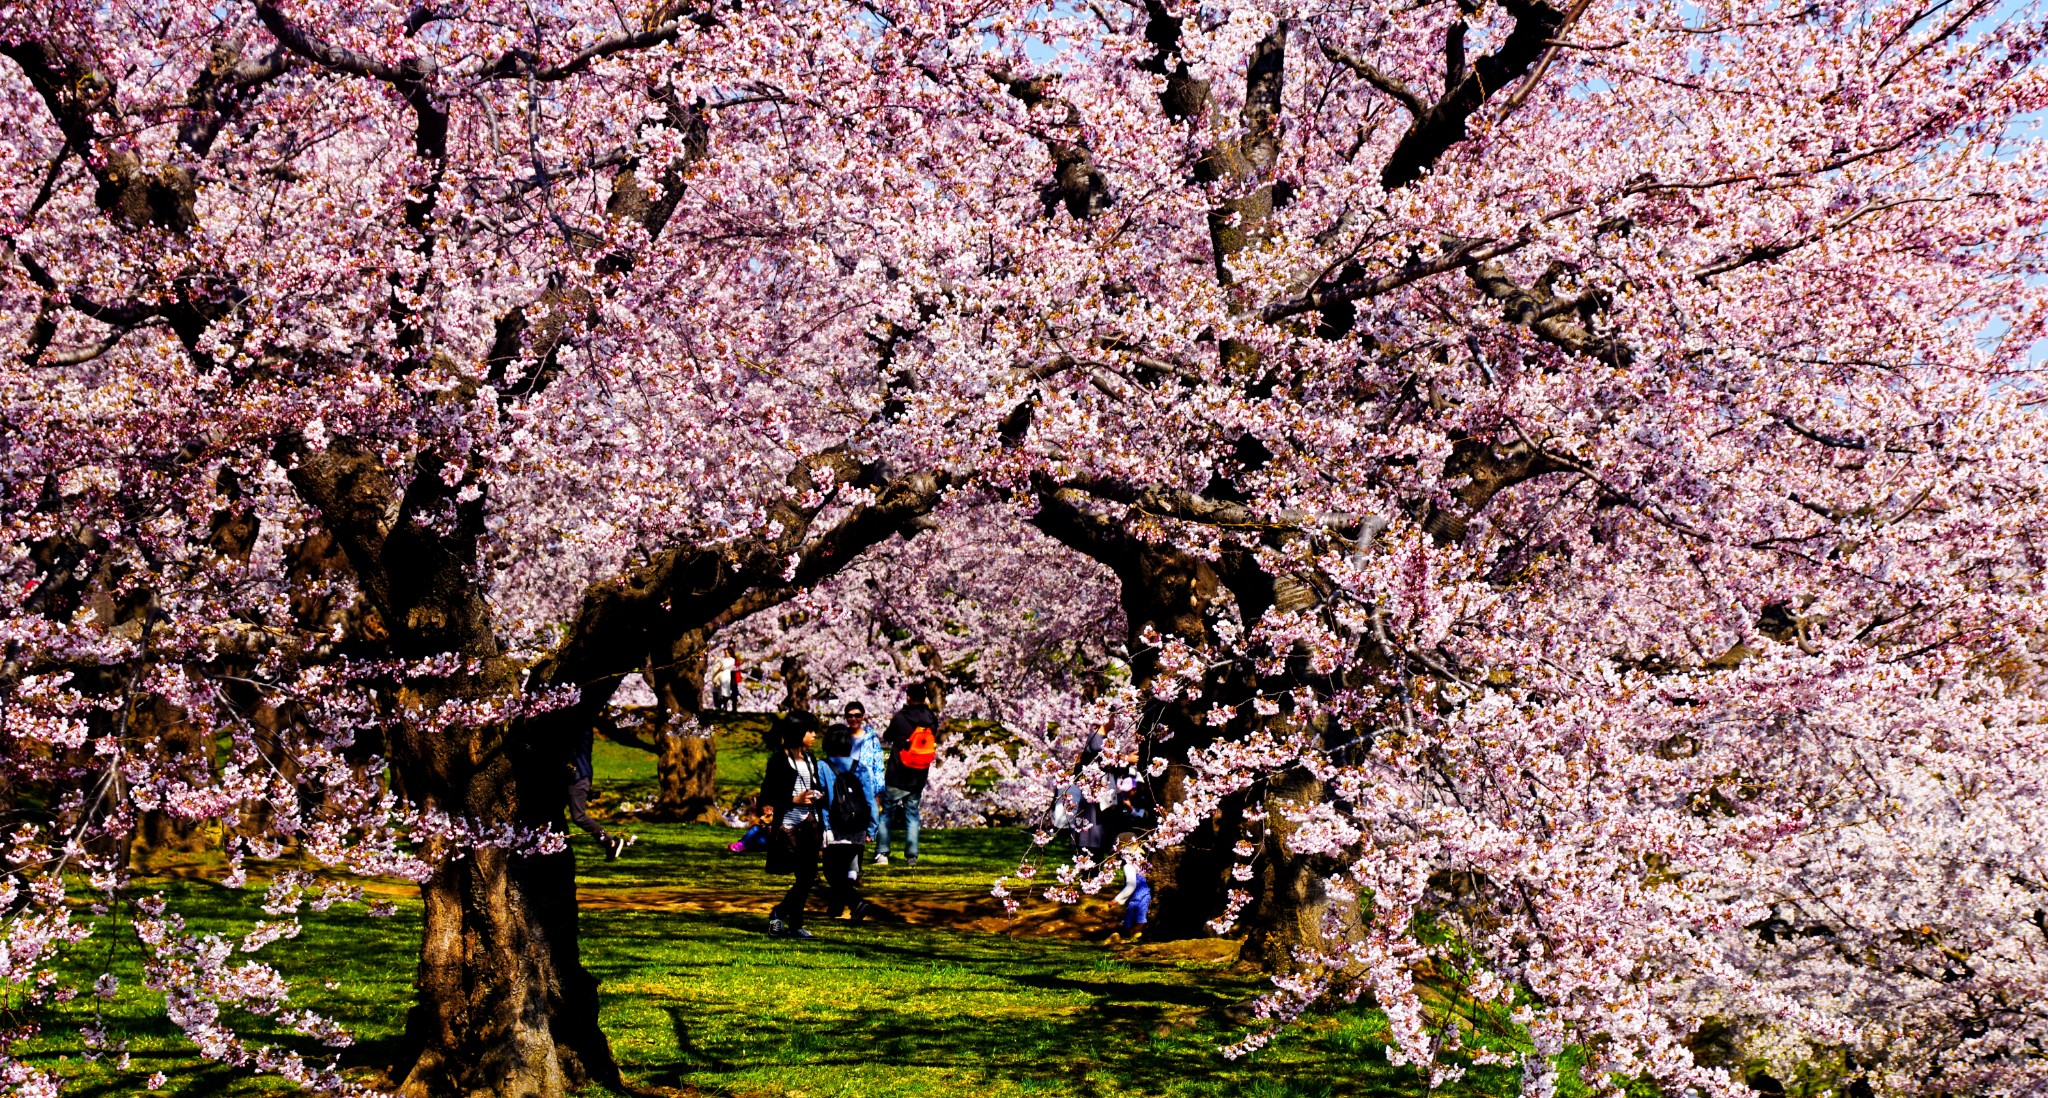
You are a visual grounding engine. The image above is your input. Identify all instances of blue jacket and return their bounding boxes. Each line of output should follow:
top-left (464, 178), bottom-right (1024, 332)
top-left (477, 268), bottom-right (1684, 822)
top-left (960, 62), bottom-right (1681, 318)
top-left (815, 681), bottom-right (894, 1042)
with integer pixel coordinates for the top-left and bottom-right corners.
top-left (818, 755), bottom-right (842, 806)
top-left (819, 755), bottom-right (872, 842)
top-left (851, 731), bottom-right (888, 805)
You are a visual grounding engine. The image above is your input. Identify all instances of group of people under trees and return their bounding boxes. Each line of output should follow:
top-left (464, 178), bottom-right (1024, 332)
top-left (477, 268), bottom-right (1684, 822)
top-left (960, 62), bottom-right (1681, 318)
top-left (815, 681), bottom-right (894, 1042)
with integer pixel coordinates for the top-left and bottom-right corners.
top-left (565, 671), bottom-right (1159, 940)
top-left (756, 680), bottom-right (945, 937)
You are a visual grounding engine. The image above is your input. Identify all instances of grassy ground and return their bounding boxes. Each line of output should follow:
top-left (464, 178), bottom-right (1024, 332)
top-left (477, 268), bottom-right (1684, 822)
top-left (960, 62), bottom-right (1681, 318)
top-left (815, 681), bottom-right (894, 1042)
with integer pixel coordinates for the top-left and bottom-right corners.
top-left (16, 717), bottom-right (1541, 1098)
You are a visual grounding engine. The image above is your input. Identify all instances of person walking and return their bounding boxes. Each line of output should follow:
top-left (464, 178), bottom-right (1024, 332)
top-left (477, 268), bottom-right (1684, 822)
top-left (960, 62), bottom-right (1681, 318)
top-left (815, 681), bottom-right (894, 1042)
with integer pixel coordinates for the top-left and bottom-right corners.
top-left (710, 646), bottom-right (740, 713)
top-left (759, 711), bottom-right (826, 938)
top-left (567, 718), bottom-right (628, 861)
top-left (875, 680), bottom-right (942, 867)
top-left (819, 723), bottom-right (876, 923)
top-left (846, 701), bottom-right (887, 842)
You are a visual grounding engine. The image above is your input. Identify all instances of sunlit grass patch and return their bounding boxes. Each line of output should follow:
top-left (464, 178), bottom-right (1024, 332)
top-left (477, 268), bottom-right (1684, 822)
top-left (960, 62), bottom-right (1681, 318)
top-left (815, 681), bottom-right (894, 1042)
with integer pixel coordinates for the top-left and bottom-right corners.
top-left (19, 723), bottom-right (1537, 1098)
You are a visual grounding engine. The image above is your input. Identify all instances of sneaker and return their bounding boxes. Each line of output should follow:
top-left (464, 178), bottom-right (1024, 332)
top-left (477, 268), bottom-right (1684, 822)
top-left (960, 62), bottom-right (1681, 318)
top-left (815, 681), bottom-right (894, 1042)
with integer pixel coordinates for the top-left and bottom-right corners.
top-left (787, 926), bottom-right (814, 940)
top-left (605, 835), bottom-right (627, 862)
top-left (905, 856), bottom-right (918, 868)
top-left (850, 900), bottom-right (873, 926)
top-left (726, 840), bottom-right (746, 854)
top-left (768, 915), bottom-right (788, 937)
top-left (872, 854), bottom-right (889, 866)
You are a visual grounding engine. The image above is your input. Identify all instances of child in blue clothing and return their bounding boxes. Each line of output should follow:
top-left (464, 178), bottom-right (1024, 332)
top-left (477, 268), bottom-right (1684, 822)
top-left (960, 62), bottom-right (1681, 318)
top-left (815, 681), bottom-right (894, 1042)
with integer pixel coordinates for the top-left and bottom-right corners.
top-left (1110, 832), bottom-right (1150, 941)
top-left (726, 800), bottom-right (773, 853)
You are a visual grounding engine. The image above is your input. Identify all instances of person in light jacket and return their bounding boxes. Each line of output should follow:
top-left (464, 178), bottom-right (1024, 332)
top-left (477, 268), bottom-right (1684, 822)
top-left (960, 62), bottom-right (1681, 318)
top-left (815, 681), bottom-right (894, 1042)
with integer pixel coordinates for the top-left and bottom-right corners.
top-left (710, 646), bottom-right (740, 712)
top-left (846, 700), bottom-right (887, 841)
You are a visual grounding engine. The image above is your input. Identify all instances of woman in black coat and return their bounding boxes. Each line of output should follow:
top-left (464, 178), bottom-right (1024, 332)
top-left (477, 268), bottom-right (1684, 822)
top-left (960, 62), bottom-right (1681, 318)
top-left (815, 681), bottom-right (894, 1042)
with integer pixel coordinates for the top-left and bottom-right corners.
top-left (758, 711), bottom-right (825, 938)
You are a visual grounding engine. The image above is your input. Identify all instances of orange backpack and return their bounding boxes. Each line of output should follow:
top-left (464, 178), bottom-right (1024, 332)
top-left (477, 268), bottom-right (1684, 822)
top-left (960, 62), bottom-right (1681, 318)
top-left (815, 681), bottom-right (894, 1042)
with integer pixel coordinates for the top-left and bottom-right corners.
top-left (901, 725), bottom-right (937, 768)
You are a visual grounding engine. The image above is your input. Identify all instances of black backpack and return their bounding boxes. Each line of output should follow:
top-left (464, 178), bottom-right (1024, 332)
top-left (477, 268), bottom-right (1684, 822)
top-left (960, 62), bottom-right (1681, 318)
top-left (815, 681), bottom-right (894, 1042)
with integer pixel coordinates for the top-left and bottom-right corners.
top-left (829, 766), bottom-right (871, 837)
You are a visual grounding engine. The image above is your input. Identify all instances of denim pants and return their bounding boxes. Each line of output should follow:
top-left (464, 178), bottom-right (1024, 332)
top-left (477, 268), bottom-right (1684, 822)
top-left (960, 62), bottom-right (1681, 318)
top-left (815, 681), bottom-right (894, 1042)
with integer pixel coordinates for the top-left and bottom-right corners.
top-left (877, 786), bottom-right (922, 860)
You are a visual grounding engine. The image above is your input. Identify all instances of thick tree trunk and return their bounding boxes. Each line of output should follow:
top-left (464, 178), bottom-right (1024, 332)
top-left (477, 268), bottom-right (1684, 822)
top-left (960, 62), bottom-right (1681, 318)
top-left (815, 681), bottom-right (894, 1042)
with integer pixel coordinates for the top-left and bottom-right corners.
top-left (1240, 768), bottom-right (1357, 974)
top-left (655, 736), bottom-right (720, 822)
top-left (404, 851), bottom-right (568, 1098)
top-left (1009, 16), bottom-right (1369, 974)
top-left (403, 847), bottom-right (614, 1098)
top-left (289, 448), bottom-right (616, 1098)
top-left (1030, 491), bottom-right (1253, 940)
top-left (128, 696), bottom-right (213, 866)
top-left (391, 680), bottom-right (620, 1098)
top-left (647, 629), bottom-right (723, 823)
top-left (289, 446), bottom-right (947, 1096)
top-left (780, 653), bottom-right (811, 712)
top-left (1144, 765), bottom-right (1249, 941)
top-left (1031, 486), bottom-right (1360, 963)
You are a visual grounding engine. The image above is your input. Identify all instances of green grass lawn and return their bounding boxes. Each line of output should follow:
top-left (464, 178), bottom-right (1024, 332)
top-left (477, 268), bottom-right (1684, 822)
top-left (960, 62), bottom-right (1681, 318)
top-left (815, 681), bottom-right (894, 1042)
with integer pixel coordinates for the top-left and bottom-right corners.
top-left (14, 717), bottom-right (1539, 1098)
top-left (593, 710), bottom-right (772, 814)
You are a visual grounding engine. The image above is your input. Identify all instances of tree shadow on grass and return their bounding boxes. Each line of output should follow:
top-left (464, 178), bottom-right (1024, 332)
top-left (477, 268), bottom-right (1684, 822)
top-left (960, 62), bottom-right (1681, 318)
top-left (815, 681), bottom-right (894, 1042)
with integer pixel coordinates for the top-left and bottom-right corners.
top-left (588, 906), bottom-right (1430, 1098)
top-left (53, 1052), bottom-right (229, 1098)
top-left (635, 993), bottom-right (1417, 1098)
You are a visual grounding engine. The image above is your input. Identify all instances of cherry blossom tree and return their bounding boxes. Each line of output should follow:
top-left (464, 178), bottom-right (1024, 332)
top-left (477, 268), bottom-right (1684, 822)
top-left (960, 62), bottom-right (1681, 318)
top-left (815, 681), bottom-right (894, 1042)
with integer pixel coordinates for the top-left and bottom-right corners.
top-left (722, 500), bottom-right (1126, 823)
top-left (2, 0), bottom-right (2047, 1095)
top-left (0, 2), bottom-right (957, 1092)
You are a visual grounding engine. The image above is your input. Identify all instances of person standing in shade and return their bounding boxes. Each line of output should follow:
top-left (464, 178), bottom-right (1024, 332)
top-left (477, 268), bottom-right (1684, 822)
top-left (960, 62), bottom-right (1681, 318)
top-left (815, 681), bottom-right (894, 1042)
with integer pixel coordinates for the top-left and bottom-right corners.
top-left (875, 680), bottom-right (942, 867)
top-left (759, 711), bottom-right (826, 939)
top-left (1051, 726), bottom-right (1108, 859)
top-left (567, 717), bottom-right (628, 861)
top-left (709, 646), bottom-right (740, 713)
top-left (1050, 782), bottom-right (1102, 860)
top-left (846, 701), bottom-right (887, 842)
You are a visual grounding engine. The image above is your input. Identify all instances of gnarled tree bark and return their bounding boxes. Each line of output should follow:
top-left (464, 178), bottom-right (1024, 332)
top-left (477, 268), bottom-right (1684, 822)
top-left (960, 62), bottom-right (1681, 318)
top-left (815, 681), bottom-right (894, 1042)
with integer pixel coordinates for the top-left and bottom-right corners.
top-left (288, 442), bottom-right (617, 1098)
top-left (647, 627), bottom-right (722, 823)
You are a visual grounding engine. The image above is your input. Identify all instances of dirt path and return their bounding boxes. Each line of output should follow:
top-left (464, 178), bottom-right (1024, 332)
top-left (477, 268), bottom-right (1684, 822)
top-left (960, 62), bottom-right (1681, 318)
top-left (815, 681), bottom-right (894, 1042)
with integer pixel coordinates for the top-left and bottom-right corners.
top-left (576, 883), bottom-right (1246, 962)
top-left (134, 858), bottom-right (1244, 960)
top-left (577, 883), bottom-right (1116, 938)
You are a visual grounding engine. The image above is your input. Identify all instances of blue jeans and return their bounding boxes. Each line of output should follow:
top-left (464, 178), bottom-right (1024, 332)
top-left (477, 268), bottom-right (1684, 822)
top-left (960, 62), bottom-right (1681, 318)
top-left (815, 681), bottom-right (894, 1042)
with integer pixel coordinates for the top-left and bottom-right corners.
top-left (877, 786), bottom-right (921, 861)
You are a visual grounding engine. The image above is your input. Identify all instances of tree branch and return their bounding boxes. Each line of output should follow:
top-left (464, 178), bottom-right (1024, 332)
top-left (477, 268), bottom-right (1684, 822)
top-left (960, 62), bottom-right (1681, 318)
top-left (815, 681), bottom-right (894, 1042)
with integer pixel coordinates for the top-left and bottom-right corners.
top-left (1320, 40), bottom-right (1426, 118)
top-left (1263, 235), bottom-right (1523, 323)
top-left (253, 4), bottom-right (444, 160)
top-left (524, 460), bottom-right (950, 705)
top-left (483, 21), bottom-right (683, 83)
top-left (254, 4), bottom-right (406, 81)
top-left (1380, 0), bottom-right (1566, 190)
top-left (1422, 437), bottom-right (1569, 544)
top-left (35, 322), bottom-right (155, 367)
top-left (1470, 257), bottom-right (1632, 364)
top-left (257, 3), bottom-right (448, 363)
top-left (178, 41), bottom-right (293, 156)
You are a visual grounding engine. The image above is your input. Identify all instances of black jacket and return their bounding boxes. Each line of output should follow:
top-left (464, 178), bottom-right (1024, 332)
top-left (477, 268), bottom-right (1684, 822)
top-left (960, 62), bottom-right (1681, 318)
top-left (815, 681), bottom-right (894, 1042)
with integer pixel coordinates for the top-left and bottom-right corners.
top-left (759, 751), bottom-right (821, 823)
top-left (569, 721), bottom-right (596, 782)
top-left (883, 703), bottom-right (940, 793)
